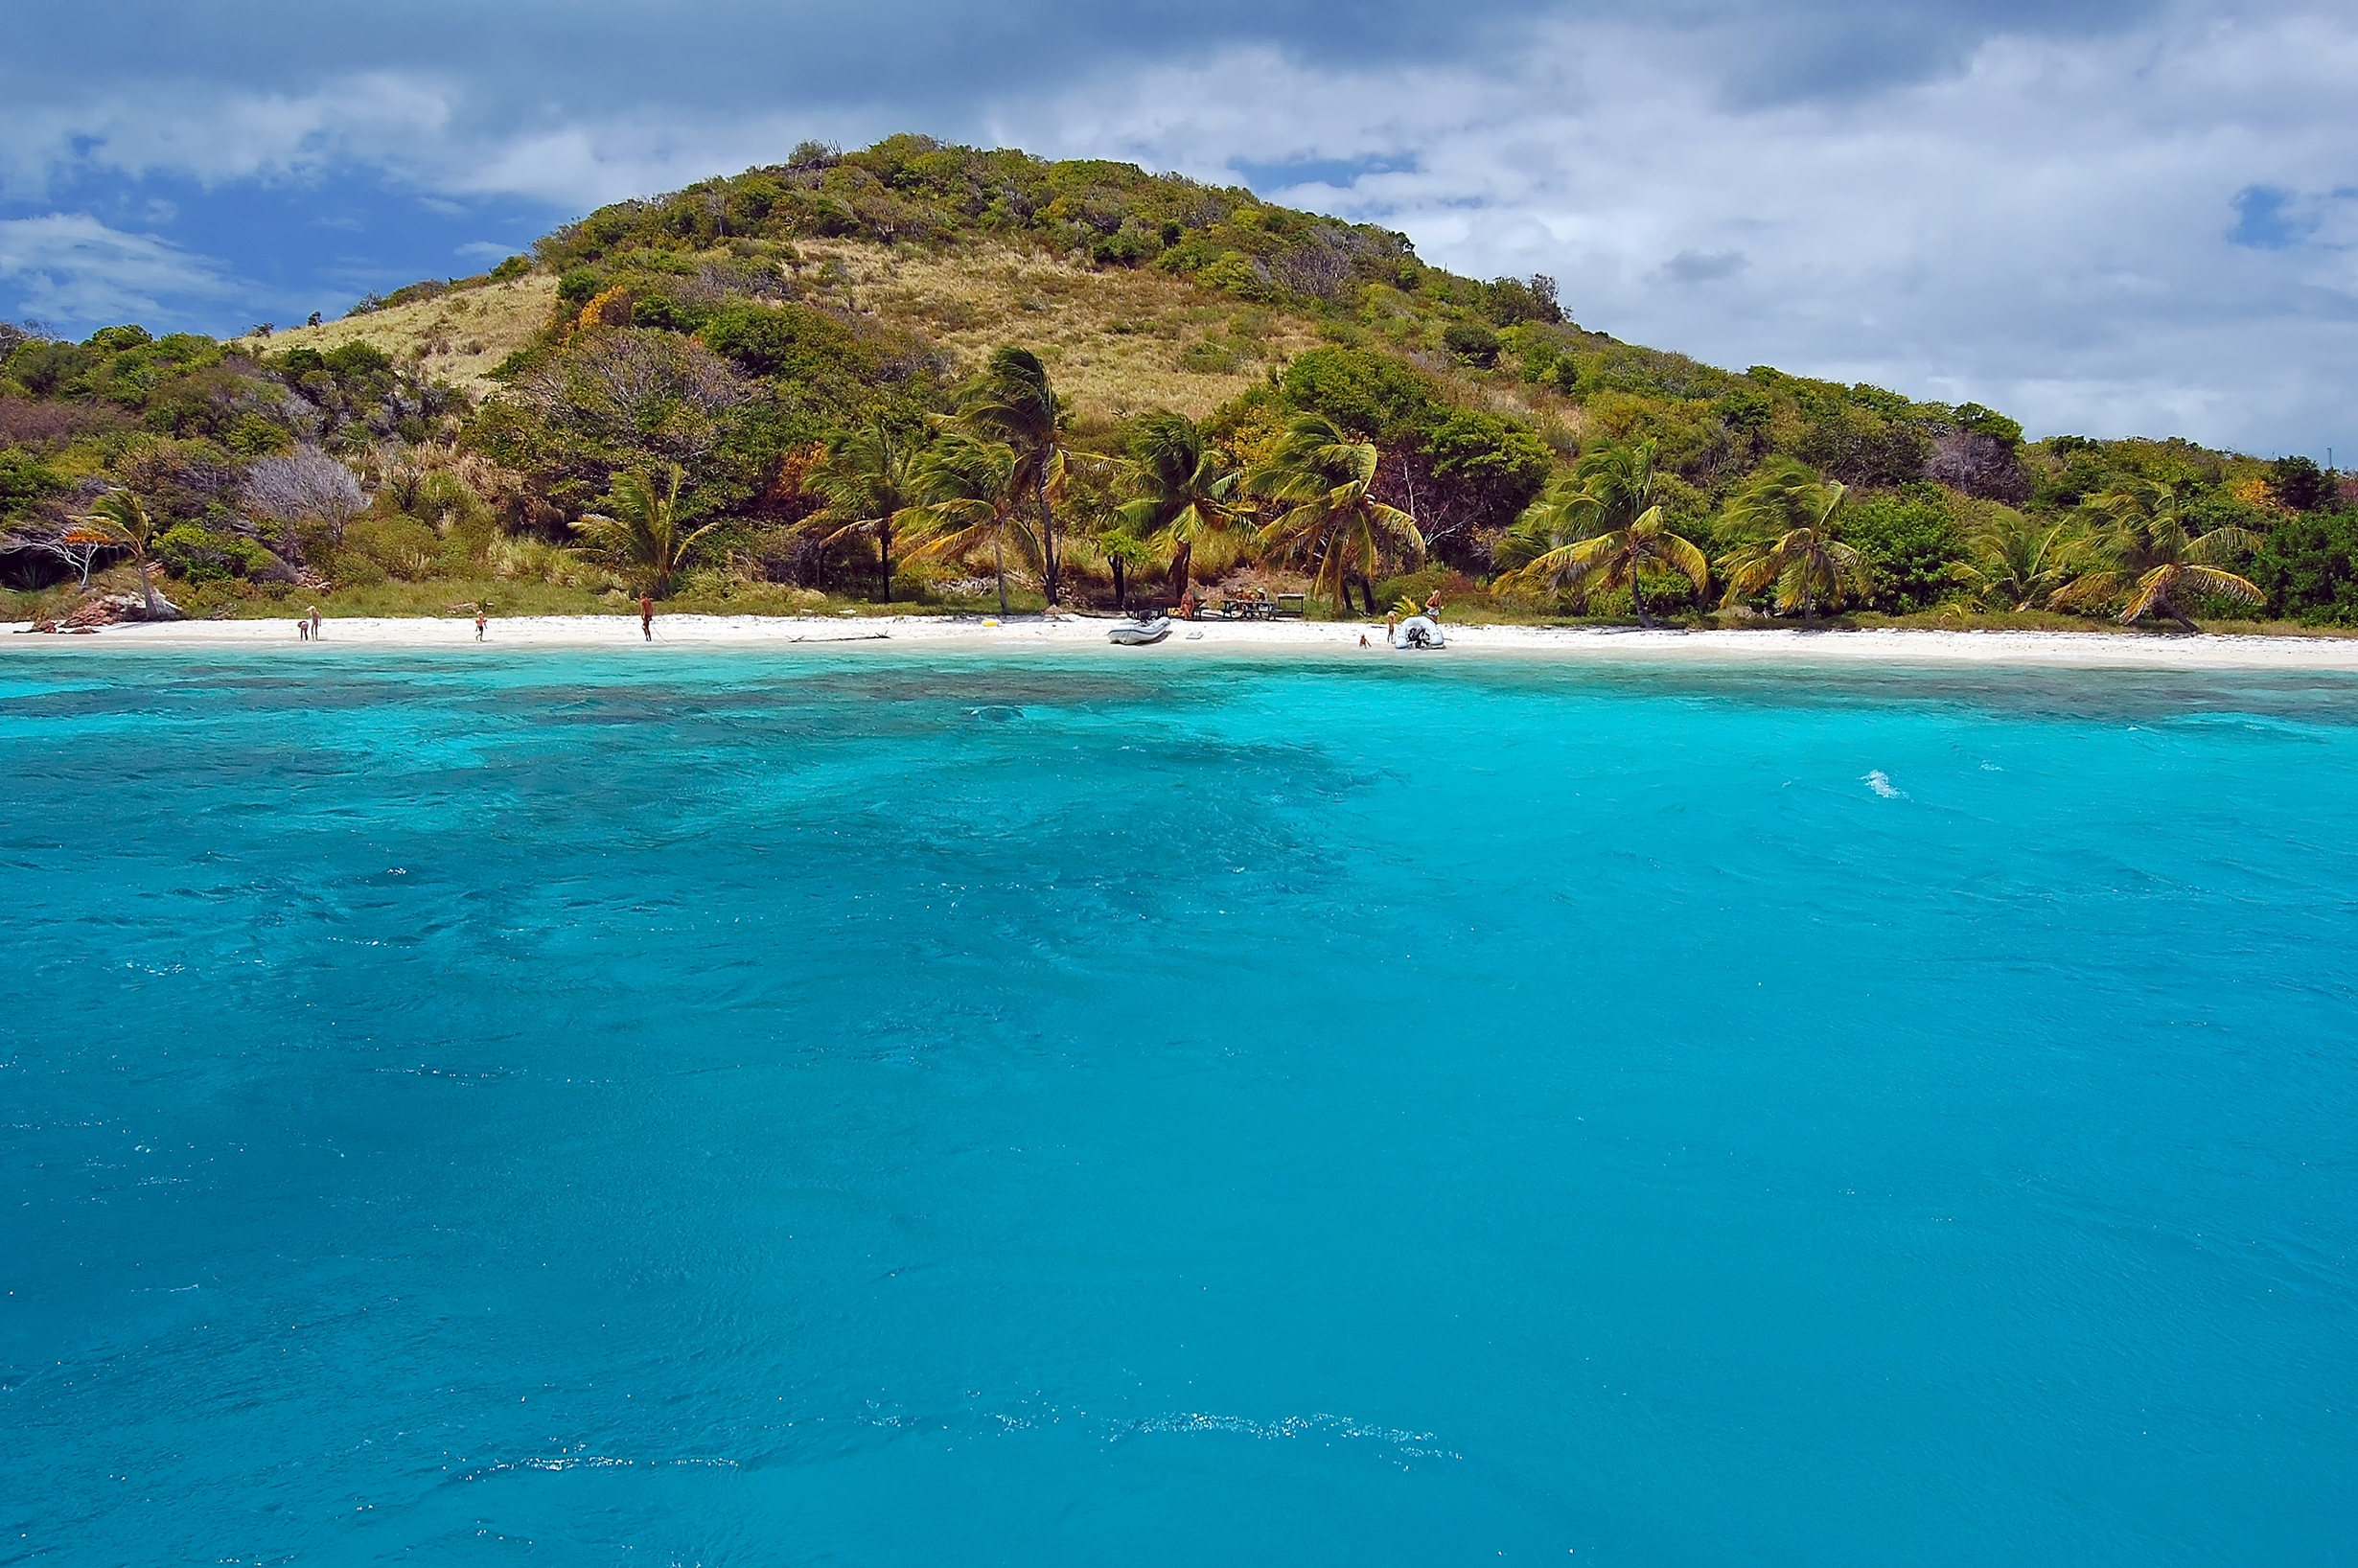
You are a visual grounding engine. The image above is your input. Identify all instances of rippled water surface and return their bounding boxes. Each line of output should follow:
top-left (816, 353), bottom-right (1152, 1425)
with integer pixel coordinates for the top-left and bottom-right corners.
top-left (4, 649), bottom-right (2355, 1566)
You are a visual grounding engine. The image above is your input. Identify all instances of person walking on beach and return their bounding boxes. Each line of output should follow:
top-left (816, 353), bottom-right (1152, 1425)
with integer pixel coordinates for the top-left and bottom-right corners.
top-left (639, 591), bottom-right (654, 641)
top-left (309, 606), bottom-right (321, 639)
top-left (474, 611), bottom-right (488, 641)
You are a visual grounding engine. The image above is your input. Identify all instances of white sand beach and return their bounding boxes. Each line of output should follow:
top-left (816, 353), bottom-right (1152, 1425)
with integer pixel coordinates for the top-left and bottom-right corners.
top-left (11, 611), bottom-right (2358, 670)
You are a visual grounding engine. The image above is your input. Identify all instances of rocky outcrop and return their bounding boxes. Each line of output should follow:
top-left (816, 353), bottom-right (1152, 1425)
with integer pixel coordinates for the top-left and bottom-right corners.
top-left (59, 591), bottom-right (185, 629)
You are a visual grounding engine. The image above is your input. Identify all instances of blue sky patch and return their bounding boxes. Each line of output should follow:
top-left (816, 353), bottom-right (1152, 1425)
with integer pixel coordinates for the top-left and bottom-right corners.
top-left (1230, 153), bottom-right (1418, 194)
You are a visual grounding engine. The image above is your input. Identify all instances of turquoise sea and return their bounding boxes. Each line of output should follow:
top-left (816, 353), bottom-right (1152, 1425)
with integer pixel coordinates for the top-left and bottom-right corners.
top-left (4, 648), bottom-right (2354, 1565)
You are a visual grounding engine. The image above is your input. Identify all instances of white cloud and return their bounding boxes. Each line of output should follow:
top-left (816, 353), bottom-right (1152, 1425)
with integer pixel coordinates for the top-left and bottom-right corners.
top-left (0, 214), bottom-right (242, 322)
top-left (0, 74), bottom-right (455, 198)
top-left (0, 2), bottom-right (2352, 450)
top-left (989, 4), bottom-right (2358, 452)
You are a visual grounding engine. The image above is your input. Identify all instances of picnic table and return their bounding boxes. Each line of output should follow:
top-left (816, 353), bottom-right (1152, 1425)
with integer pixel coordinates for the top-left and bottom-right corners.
top-left (1193, 593), bottom-right (1306, 620)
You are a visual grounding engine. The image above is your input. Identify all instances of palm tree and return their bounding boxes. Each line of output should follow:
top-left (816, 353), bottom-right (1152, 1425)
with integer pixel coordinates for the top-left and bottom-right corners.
top-left (66, 489), bottom-right (168, 617)
top-left (959, 347), bottom-right (1069, 605)
top-left (1499, 507), bottom-right (1707, 627)
top-left (1116, 411), bottom-right (1243, 604)
top-left (801, 419), bottom-right (928, 602)
top-left (2052, 478), bottom-right (2260, 629)
top-left (907, 431), bottom-right (1026, 616)
top-left (1951, 508), bottom-right (2087, 612)
top-left (1716, 459), bottom-right (1870, 625)
top-left (1246, 413), bottom-right (1423, 613)
top-left (570, 464), bottom-right (722, 596)
top-left (1494, 441), bottom-right (1705, 626)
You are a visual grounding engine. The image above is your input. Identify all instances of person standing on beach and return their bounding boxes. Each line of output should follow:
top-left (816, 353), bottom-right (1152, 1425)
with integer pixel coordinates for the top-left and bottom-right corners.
top-left (309, 606), bottom-right (321, 639)
top-left (474, 611), bottom-right (487, 641)
top-left (639, 591), bottom-right (654, 641)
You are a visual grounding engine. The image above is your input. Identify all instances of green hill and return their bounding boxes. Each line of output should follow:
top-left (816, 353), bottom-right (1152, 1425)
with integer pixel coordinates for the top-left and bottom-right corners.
top-left (3, 133), bottom-right (2353, 629)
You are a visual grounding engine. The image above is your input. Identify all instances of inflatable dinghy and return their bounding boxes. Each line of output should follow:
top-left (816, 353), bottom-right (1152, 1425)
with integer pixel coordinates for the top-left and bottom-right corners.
top-left (1391, 615), bottom-right (1446, 649)
top-left (1108, 616), bottom-right (1172, 646)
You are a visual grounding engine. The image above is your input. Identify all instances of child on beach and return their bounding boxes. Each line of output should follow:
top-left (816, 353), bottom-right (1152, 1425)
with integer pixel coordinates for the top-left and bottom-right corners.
top-left (640, 592), bottom-right (654, 641)
top-left (475, 611), bottom-right (487, 641)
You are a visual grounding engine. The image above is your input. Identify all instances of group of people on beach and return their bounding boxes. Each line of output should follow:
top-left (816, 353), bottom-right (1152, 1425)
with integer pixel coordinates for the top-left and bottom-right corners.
top-left (1378, 589), bottom-right (1445, 644)
top-left (293, 606), bottom-right (320, 640)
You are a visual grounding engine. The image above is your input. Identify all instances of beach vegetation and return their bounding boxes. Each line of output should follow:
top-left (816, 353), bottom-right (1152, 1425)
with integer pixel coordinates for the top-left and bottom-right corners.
top-left (1950, 507), bottom-right (2090, 612)
top-left (958, 347), bottom-right (1072, 604)
top-left (907, 431), bottom-right (1029, 616)
top-left (798, 417), bottom-right (930, 603)
top-left (1246, 413), bottom-right (1423, 612)
top-left (2053, 478), bottom-right (2263, 629)
top-left (4, 134), bottom-right (2355, 633)
top-left (1716, 459), bottom-right (1872, 624)
top-left (1114, 410), bottom-right (1245, 599)
top-left (65, 489), bottom-right (169, 616)
top-left (1495, 441), bottom-right (1708, 626)
top-left (570, 464), bottom-right (723, 595)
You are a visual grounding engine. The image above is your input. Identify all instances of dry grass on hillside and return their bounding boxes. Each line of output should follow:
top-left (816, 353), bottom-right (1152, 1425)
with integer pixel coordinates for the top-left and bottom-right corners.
top-left (233, 244), bottom-right (1573, 441)
top-left (798, 241), bottom-right (1327, 427)
top-left (228, 275), bottom-right (559, 397)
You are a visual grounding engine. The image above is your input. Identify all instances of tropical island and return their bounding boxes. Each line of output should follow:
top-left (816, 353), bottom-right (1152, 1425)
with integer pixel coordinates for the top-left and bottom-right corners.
top-left (3, 133), bottom-right (2354, 639)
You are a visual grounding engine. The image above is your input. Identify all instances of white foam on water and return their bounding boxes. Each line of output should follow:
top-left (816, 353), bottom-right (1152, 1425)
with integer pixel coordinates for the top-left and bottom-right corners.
top-left (1864, 770), bottom-right (1904, 798)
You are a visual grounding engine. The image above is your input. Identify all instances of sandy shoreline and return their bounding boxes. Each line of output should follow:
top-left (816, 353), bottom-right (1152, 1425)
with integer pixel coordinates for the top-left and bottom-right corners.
top-left (10, 613), bottom-right (2358, 670)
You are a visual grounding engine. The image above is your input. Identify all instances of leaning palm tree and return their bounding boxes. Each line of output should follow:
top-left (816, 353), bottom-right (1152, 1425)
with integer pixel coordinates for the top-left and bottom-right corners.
top-left (1115, 411), bottom-right (1244, 602)
top-left (1246, 413), bottom-right (1423, 613)
top-left (1716, 459), bottom-right (1870, 625)
top-left (2051, 478), bottom-right (2260, 630)
top-left (800, 419), bottom-right (928, 602)
top-left (570, 464), bottom-right (722, 596)
top-left (906, 431), bottom-right (1028, 617)
top-left (959, 347), bottom-right (1069, 605)
top-left (66, 489), bottom-right (168, 617)
top-left (1950, 508), bottom-right (2088, 612)
top-left (1494, 441), bottom-right (1705, 626)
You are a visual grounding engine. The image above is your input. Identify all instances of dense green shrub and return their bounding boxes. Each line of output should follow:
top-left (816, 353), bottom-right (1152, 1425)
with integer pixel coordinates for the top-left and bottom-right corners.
top-left (1280, 347), bottom-right (1444, 446)
top-left (2254, 510), bottom-right (2358, 624)
top-left (1443, 322), bottom-right (1501, 366)
top-left (154, 523), bottom-right (285, 583)
top-left (344, 515), bottom-right (445, 580)
top-left (323, 341), bottom-right (392, 378)
top-left (0, 450), bottom-right (64, 518)
top-left (1839, 491), bottom-right (1968, 612)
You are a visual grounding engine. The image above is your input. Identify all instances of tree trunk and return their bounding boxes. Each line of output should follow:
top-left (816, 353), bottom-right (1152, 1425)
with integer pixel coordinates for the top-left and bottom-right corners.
top-left (136, 557), bottom-right (160, 617)
top-left (1112, 555), bottom-right (1127, 611)
top-left (995, 537), bottom-right (1007, 617)
top-left (1037, 470), bottom-right (1058, 606)
top-left (1166, 540), bottom-right (1191, 605)
top-left (1630, 565), bottom-right (1653, 629)
top-left (879, 522), bottom-right (892, 604)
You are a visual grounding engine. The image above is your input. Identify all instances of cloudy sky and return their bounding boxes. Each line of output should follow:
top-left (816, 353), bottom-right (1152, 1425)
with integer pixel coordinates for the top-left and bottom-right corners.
top-left (4, 0), bottom-right (2351, 454)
